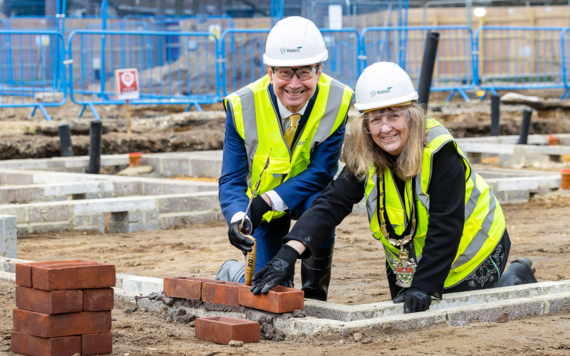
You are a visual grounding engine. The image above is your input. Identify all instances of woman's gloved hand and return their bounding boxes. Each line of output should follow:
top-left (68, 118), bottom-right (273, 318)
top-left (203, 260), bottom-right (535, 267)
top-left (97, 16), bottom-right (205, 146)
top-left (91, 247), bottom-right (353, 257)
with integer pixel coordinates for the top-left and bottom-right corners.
top-left (228, 218), bottom-right (254, 253)
top-left (250, 244), bottom-right (299, 295)
top-left (392, 288), bottom-right (432, 313)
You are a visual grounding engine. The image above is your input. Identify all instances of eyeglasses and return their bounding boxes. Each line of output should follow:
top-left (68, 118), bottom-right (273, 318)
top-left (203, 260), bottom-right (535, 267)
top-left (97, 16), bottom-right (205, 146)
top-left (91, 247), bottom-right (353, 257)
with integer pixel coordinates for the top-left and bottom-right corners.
top-left (272, 65), bottom-right (320, 81)
top-left (363, 109), bottom-right (410, 134)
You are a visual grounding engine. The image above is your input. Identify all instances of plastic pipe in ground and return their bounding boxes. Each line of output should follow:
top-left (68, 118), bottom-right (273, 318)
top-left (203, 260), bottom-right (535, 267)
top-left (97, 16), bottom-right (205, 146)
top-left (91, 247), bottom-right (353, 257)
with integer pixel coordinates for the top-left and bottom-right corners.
top-left (58, 124), bottom-right (74, 157)
top-left (517, 109), bottom-right (532, 145)
top-left (491, 94), bottom-right (500, 136)
top-left (417, 31), bottom-right (440, 111)
top-left (88, 120), bottom-right (103, 174)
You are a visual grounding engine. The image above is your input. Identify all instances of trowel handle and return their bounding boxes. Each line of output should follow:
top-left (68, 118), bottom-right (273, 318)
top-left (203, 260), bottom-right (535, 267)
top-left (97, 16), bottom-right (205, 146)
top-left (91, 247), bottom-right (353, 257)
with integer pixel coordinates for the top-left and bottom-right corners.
top-left (244, 235), bottom-right (257, 286)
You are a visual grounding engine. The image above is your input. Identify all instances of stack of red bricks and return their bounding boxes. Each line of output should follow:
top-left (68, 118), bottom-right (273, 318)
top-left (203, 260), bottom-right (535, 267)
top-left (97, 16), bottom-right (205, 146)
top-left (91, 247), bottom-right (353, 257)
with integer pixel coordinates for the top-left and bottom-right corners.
top-left (164, 277), bottom-right (304, 344)
top-left (12, 260), bottom-right (116, 356)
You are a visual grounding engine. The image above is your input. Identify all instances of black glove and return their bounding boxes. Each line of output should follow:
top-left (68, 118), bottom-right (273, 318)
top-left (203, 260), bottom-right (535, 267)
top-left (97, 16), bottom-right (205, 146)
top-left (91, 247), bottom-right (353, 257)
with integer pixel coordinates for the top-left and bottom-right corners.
top-left (392, 288), bottom-right (431, 314)
top-left (228, 219), bottom-right (254, 253)
top-left (250, 195), bottom-right (272, 231)
top-left (250, 244), bottom-right (299, 295)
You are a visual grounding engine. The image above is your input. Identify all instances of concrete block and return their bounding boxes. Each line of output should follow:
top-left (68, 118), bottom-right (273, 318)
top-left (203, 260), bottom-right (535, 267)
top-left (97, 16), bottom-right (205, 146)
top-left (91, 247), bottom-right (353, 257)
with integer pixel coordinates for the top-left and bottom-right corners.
top-left (0, 270), bottom-right (16, 282)
top-left (46, 206), bottom-right (69, 221)
top-left (143, 182), bottom-right (162, 196)
top-left (0, 206), bottom-right (29, 224)
top-left (110, 222), bottom-right (145, 233)
top-left (121, 275), bottom-right (164, 294)
top-left (195, 316), bottom-right (259, 344)
top-left (0, 256), bottom-right (34, 273)
top-left (90, 213), bottom-right (104, 225)
top-left (446, 298), bottom-right (544, 326)
top-left (144, 222), bottom-right (159, 231)
top-left (189, 157), bottom-right (222, 177)
top-left (145, 210), bottom-right (158, 221)
top-left (544, 292), bottom-right (570, 315)
top-left (30, 208), bottom-right (43, 222)
top-left (160, 183), bottom-right (199, 195)
top-left (85, 193), bottom-right (101, 199)
top-left (73, 197), bottom-right (156, 214)
top-left (47, 160), bottom-right (65, 168)
top-left (238, 285), bottom-right (304, 313)
top-left (158, 194), bottom-right (218, 213)
top-left (1, 187), bottom-right (41, 203)
top-left (28, 223), bottom-right (70, 234)
top-left (74, 215), bottom-right (89, 226)
top-left (163, 158), bottom-right (190, 177)
top-left (159, 211), bottom-right (221, 229)
top-left (3, 173), bottom-right (33, 185)
top-left (0, 215), bottom-right (17, 258)
top-left (114, 181), bottom-right (140, 196)
top-left (111, 211), bottom-right (143, 223)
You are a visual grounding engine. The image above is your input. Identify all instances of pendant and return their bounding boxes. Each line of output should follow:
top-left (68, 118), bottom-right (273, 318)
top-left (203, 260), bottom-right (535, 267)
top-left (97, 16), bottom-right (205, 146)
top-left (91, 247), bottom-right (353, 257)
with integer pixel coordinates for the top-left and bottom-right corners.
top-left (394, 249), bottom-right (417, 288)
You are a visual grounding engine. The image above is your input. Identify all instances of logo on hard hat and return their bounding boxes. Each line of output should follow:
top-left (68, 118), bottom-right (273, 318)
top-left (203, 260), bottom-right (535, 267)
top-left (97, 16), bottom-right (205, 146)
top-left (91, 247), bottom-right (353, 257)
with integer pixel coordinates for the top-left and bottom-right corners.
top-left (280, 47), bottom-right (303, 54)
top-left (370, 87), bottom-right (393, 96)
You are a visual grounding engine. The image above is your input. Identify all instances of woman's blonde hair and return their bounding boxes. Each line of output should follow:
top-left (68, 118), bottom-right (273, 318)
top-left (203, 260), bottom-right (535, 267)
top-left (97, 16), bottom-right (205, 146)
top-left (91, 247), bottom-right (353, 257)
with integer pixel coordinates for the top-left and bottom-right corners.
top-left (341, 103), bottom-right (426, 181)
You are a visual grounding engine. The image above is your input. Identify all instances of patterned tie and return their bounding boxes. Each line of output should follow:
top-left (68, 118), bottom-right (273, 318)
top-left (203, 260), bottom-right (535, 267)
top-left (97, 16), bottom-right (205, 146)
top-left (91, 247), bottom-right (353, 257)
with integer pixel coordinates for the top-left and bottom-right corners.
top-left (284, 114), bottom-right (301, 148)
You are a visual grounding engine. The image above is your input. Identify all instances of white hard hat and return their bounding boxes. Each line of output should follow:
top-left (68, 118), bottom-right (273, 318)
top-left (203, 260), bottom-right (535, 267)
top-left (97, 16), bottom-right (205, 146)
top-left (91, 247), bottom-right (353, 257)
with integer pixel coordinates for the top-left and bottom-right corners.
top-left (354, 62), bottom-right (418, 113)
top-left (263, 16), bottom-right (328, 67)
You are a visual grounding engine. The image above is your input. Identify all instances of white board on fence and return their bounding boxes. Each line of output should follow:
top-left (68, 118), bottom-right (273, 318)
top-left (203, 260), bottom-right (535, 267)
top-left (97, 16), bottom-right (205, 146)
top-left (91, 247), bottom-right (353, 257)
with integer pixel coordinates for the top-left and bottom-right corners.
top-left (115, 68), bottom-right (140, 100)
top-left (329, 5), bottom-right (343, 30)
top-left (209, 24), bottom-right (221, 42)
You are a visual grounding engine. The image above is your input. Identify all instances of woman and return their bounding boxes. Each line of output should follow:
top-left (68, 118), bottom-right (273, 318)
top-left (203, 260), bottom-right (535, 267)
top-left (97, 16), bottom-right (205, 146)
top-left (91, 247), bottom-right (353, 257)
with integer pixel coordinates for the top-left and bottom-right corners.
top-left (250, 62), bottom-right (538, 313)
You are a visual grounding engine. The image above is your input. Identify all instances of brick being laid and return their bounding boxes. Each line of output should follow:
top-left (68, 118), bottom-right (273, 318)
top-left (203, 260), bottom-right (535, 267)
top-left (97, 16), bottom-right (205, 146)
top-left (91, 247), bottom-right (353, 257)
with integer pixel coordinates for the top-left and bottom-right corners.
top-left (10, 331), bottom-right (81, 356)
top-left (202, 281), bottom-right (240, 307)
top-left (13, 309), bottom-right (112, 338)
top-left (238, 285), bottom-right (304, 313)
top-left (163, 277), bottom-right (213, 299)
top-left (195, 316), bottom-right (259, 344)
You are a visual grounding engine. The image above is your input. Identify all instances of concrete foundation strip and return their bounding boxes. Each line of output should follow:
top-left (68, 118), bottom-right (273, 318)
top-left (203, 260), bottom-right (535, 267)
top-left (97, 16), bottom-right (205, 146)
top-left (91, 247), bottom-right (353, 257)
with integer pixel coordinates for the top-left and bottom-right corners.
top-left (1, 257), bottom-right (570, 338)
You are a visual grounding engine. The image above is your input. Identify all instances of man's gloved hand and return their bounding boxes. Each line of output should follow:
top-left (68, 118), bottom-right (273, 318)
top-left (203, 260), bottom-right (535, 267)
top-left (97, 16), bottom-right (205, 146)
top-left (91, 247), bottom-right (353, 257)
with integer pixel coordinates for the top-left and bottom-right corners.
top-left (228, 218), bottom-right (254, 253)
top-left (392, 288), bottom-right (431, 314)
top-left (250, 195), bottom-right (272, 231)
top-left (250, 244), bottom-right (299, 295)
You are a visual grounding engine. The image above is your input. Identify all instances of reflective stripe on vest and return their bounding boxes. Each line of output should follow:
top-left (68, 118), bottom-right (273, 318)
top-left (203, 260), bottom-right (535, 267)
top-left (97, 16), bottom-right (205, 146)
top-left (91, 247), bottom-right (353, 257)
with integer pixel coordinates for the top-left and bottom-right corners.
top-left (364, 118), bottom-right (506, 288)
top-left (224, 73), bottom-right (354, 222)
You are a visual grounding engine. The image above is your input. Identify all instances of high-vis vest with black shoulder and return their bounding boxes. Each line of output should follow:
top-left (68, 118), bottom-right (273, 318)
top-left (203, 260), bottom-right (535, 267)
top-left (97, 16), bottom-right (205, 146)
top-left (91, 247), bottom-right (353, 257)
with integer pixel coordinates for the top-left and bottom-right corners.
top-left (364, 119), bottom-right (506, 289)
top-left (224, 73), bottom-right (354, 222)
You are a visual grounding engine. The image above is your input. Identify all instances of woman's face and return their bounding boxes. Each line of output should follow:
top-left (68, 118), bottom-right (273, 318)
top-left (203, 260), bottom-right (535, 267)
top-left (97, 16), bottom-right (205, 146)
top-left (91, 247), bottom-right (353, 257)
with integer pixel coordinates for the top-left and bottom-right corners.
top-left (365, 108), bottom-right (410, 155)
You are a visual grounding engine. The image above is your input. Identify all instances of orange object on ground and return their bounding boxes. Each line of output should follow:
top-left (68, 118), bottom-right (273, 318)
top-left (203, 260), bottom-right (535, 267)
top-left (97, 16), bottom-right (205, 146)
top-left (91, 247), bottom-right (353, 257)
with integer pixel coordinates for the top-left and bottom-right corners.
top-left (549, 135), bottom-right (559, 146)
top-left (129, 152), bottom-right (142, 167)
top-left (195, 316), bottom-right (259, 344)
top-left (561, 169), bottom-right (570, 190)
top-left (238, 284), bottom-right (304, 313)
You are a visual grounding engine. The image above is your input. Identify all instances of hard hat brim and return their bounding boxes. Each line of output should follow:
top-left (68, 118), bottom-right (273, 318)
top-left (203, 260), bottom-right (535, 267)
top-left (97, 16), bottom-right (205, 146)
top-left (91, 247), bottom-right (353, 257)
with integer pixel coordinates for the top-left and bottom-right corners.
top-left (263, 51), bottom-right (329, 67)
top-left (354, 91), bottom-right (419, 113)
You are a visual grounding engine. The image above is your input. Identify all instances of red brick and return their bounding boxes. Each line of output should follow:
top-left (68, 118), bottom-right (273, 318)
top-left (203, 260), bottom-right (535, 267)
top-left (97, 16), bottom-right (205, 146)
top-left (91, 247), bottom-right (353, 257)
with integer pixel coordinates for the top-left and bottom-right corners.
top-left (202, 281), bottom-right (240, 306)
top-left (16, 286), bottom-right (83, 314)
top-left (82, 332), bottom-right (113, 355)
top-left (83, 288), bottom-right (114, 311)
top-left (13, 309), bottom-right (112, 338)
top-left (163, 277), bottom-right (213, 299)
top-left (11, 331), bottom-right (81, 356)
top-left (32, 261), bottom-right (116, 291)
top-left (238, 285), bottom-right (304, 313)
top-left (195, 316), bottom-right (259, 344)
top-left (16, 260), bottom-right (92, 288)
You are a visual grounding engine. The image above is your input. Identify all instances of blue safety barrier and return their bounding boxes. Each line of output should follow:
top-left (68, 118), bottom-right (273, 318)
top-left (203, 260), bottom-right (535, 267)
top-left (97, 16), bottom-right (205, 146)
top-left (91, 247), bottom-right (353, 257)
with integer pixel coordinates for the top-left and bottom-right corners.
top-left (0, 30), bottom-right (66, 121)
top-left (560, 28), bottom-right (570, 100)
top-left (475, 26), bottom-right (567, 101)
top-left (361, 26), bottom-right (476, 102)
top-left (67, 30), bottom-right (220, 119)
top-left (219, 28), bottom-right (360, 96)
top-left (0, 19), bottom-right (5, 29)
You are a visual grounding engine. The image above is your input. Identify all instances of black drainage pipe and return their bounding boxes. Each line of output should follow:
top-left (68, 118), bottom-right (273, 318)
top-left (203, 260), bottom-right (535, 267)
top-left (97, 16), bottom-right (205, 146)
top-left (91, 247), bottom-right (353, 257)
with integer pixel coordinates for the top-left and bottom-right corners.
top-left (417, 31), bottom-right (440, 111)
top-left (58, 124), bottom-right (74, 157)
top-left (518, 109), bottom-right (532, 145)
top-left (490, 94), bottom-right (500, 136)
top-left (88, 120), bottom-right (102, 174)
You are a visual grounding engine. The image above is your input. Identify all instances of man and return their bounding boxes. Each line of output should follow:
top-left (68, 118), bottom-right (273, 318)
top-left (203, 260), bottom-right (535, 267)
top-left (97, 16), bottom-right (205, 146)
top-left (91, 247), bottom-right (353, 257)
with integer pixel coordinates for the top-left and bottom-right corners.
top-left (216, 16), bottom-right (354, 301)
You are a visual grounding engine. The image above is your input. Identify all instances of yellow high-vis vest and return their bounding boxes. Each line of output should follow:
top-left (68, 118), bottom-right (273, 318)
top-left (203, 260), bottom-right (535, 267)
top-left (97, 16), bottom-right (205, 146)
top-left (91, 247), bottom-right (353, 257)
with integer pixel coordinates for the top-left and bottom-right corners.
top-left (364, 118), bottom-right (506, 288)
top-left (224, 73), bottom-right (354, 222)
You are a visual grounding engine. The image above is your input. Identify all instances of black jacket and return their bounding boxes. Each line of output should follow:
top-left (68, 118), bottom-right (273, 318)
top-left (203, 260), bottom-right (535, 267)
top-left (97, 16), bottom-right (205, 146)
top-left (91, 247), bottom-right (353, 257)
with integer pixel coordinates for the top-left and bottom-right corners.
top-left (284, 141), bottom-right (466, 299)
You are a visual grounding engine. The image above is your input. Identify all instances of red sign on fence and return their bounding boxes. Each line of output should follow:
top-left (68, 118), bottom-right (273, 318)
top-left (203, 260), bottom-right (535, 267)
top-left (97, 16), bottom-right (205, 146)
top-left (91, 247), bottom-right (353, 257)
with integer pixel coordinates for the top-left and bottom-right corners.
top-left (115, 68), bottom-right (139, 100)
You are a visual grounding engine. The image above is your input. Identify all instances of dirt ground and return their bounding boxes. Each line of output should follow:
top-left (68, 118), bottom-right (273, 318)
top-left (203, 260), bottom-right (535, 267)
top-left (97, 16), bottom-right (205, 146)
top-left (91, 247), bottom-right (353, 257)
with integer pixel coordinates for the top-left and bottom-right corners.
top-left (3, 191), bottom-right (570, 355)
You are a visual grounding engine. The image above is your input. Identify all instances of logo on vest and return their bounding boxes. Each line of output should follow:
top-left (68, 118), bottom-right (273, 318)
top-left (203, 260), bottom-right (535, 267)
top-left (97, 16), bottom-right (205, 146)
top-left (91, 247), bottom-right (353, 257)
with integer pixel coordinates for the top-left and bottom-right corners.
top-left (280, 47), bottom-right (303, 54)
top-left (297, 140), bottom-right (305, 146)
top-left (370, 87), bottom-right (393, 97)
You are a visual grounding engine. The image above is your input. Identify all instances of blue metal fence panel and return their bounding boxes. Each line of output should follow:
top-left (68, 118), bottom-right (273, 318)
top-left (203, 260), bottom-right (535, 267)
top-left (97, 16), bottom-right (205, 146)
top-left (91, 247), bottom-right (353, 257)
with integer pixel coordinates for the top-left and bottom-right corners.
top-left (475, 26), bottom-right (566, 98)
top-left (67, 30), bottom-right (220, 117)
top-left (0, 19), bottom-right (5, 29)
top-left (219, 28), bottom-right (360, 96)
top-left (361, 26), bottom-right (475, 102)
top-left (0, 30), bottom-right (66, 120)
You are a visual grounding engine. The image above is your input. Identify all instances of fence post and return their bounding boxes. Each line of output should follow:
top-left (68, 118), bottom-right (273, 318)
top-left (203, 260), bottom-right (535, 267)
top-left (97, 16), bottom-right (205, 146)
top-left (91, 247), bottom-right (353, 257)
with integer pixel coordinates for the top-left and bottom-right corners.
top-left (58, 124), bottom-right (74, 157)
top-left (490, 94), bottom-right (500, 136)
top-left (518, 109), bottom-right (533, 145)
top-left (417, 31), bottom-right (440, 110)
top-left (88, 121), bottom-right (102, 174)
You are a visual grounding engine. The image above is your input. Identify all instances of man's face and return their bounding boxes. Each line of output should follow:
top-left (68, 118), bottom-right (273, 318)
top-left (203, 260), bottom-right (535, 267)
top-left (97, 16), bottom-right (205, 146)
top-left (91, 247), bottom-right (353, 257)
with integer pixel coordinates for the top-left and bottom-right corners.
top-left (268, 64), bottom-right (322, 113)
